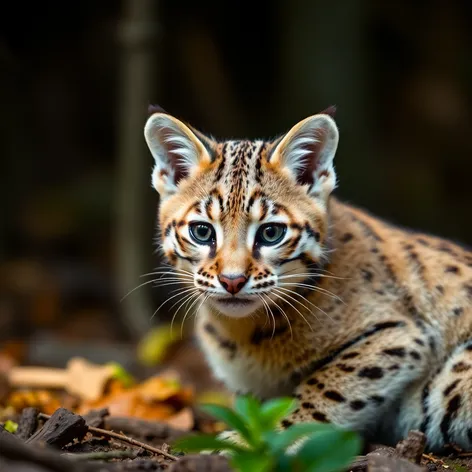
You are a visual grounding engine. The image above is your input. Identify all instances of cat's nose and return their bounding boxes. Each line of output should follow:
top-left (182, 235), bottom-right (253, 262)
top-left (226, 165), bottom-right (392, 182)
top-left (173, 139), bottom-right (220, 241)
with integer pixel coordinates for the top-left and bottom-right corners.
top-left (218, 274), bottom-right (248, 295)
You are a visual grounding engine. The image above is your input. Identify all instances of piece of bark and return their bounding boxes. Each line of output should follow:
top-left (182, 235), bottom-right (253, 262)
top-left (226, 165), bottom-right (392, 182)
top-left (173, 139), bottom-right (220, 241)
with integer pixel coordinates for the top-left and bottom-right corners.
top-left (0, 431), bottom-right (163, 471)
top-left (26, 408), bottom-right (87, 449)
top-left (395, 430), bottom-right (426, 464)
top-left (168, 455), bottom-right (232, 472)
top-left (16, 407), bottom-right (40, 441)
top-left (0, 432), bottom-right (83, 472)
top-left (105, 417), bottom-right (186, 440)
top-left (0, 424), bottom-right (20, 440)
top-left (368, 454), bottom-right (427, 472)
top-left (82, 408), bottom-right (109, 429)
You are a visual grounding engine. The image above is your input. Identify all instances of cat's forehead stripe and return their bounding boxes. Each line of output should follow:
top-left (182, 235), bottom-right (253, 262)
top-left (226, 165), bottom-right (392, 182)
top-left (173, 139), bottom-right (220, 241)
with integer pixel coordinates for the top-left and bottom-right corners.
top-left (215, 139), bottom-right (266, 215)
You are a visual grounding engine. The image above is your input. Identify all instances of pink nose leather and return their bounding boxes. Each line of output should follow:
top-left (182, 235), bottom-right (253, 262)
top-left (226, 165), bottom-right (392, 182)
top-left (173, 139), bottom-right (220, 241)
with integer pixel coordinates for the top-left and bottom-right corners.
top-left (218, 274), bottom-right (248, 295)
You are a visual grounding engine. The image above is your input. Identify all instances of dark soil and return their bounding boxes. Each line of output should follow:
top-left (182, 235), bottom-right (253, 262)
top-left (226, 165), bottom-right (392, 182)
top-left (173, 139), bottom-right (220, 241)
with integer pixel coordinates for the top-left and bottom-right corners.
top-left (1, 406), bottom-right (472, 471)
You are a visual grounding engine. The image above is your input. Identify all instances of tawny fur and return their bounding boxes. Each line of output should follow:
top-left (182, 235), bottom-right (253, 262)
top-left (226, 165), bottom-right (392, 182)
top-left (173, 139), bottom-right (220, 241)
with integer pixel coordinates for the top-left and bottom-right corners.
top-left (144, 110), bottom-right (472, 452)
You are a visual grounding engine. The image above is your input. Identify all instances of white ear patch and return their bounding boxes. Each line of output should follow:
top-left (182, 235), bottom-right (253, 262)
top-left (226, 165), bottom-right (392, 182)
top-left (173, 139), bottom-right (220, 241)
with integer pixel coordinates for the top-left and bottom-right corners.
top-left (272, 114), bottom-right (339, 200)
top-left (144, 113), bottom-right (210, 198)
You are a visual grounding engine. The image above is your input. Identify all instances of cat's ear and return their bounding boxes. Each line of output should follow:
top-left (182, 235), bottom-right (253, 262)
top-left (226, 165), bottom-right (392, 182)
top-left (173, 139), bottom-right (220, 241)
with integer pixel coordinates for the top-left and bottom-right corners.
top-left (271, 113), bottom-right (339, 200)
top-left (144, 112), bottom-right (213, 198)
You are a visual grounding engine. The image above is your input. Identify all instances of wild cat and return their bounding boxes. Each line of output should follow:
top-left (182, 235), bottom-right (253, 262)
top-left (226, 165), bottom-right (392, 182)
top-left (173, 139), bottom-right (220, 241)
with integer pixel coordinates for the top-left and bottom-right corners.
top-left (144, 106), bottom-right (472, 451)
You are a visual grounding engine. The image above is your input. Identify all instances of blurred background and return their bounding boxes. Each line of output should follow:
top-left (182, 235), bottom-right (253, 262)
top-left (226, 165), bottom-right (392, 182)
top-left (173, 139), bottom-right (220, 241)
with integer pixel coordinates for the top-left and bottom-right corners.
top-left (0, 0), bottom-right (471, 380)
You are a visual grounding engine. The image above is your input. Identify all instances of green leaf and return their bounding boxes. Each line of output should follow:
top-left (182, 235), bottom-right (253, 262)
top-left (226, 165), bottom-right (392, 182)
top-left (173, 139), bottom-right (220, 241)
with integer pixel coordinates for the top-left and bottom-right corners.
top-left (231, 451), bottom-right (274, 472)
top-left (268, 422), bottom-right (335, 454)
top-left (3, 420), bottom-right (18, 434)
top-left (259, 397), bottom-right (297, 428)
top-left (172, 434), bottom-right (247, 454)
top-left (200, 404), bottom-right (254, 445)
top-left (292, 428), bottom-right (362, 472)
top-left (106, 361), bottom-right (135, 387)
top-left (234, 395), bottom-right (262, 425)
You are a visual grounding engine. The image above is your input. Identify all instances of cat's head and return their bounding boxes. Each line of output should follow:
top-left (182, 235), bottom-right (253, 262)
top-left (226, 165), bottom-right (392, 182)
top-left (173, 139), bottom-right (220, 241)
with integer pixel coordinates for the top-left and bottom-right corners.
top-left (144, 108), bottom-right (339, 317)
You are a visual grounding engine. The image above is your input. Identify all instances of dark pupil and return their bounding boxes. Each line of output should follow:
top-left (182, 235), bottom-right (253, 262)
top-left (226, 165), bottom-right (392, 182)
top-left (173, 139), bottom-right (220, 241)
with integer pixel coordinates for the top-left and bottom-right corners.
top-left (196, 225), bottom-right (210, 240)
top-left (265, 227), bottom-right (277, 239)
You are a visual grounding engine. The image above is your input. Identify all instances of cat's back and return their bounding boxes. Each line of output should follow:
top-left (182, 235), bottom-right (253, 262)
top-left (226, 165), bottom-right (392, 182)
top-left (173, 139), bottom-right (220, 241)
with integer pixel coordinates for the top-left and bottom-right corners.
top-left (326, 198), bottom-right (472, 352)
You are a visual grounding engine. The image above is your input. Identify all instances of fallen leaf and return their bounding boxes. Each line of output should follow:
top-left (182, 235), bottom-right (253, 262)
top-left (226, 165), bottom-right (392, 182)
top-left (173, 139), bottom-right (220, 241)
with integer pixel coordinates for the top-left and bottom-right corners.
top-left (3, 419), bottom-right (18, 433)
top-left (165, 407), bottom-right (194, 430)
top-left (137, 324), bottom-right (181, 366)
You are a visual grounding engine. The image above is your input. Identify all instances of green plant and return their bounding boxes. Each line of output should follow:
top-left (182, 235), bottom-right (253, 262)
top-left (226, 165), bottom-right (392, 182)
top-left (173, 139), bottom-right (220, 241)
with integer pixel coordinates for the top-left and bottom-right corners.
top-left (173, 395), bottom-right (362, 472)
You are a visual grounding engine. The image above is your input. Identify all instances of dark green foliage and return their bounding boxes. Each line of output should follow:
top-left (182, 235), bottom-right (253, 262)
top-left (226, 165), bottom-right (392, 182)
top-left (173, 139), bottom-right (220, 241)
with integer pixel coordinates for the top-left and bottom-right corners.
top-left (173, 395), bottom-right (362, 472)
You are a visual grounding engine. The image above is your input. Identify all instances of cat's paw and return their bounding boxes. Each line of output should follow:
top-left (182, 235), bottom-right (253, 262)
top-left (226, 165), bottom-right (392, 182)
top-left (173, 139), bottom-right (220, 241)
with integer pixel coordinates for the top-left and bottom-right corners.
top-left (198, 430), bottom-right (246, 456)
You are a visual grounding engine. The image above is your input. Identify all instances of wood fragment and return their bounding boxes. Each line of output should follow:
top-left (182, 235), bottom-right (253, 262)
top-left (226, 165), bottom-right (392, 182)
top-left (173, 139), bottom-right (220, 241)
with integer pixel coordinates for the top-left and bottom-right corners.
top-left (82, 408), bottom-right (109, 429)
top-left (105, 416), bottom-right (185, 440)
top-left (27, 408), bottom-right (87, 449)
top-left (39, 412), bottom-right (177, 461)
top-left (0, 431), bottom-right (162, 471)
top-left (0, 432), bottom-right (83, 472)
top-left (395, 430), bottom-right (426, 464)
top-left (15, 407), bottom-right (39, 440)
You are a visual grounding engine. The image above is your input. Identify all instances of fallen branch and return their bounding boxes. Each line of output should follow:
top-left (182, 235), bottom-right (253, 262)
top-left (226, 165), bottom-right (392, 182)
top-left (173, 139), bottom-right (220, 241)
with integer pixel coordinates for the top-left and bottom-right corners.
top-left (63, 450), bottom-right (138, 461)
top-left (39, 413), bottom-right (177, 461)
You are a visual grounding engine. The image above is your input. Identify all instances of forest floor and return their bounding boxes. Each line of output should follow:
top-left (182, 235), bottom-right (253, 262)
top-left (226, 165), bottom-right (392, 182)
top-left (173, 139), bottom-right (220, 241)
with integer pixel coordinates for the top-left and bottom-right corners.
top-left (1, 338), bottom-right (472, 472)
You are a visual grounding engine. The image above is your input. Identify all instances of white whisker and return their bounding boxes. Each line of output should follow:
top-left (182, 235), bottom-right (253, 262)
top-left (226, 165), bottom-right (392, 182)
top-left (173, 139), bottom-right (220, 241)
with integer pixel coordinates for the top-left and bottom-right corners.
top-left (271, 291), bottom-right (313, 332)
top-left (262, 293), bottom-right (293, 340)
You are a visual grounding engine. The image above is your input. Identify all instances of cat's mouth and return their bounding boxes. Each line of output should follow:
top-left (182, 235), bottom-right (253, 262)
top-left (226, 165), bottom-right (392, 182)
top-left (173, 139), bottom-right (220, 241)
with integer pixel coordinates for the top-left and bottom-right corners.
top-left (210, 295), bottom-right (260, 317)
top-left (214, 297), bottom-right (254, 306)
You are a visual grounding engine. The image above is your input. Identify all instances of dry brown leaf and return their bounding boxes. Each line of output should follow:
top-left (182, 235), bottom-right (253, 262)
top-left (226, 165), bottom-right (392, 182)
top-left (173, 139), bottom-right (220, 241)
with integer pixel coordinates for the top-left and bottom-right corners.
top-left (7, 389), bottom-right (62, 415)
top-left (165, 407), bottom-right (194, 430)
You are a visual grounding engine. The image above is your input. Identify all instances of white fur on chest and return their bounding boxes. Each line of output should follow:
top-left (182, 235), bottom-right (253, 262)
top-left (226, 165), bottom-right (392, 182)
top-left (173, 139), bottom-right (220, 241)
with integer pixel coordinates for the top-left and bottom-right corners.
top-left (199, 340), bottom-right (294, 399)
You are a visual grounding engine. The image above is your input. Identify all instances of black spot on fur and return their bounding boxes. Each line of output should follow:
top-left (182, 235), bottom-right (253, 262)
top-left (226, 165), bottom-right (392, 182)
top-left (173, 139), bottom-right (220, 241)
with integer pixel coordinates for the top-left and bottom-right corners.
top-left (444, 380), bottom-right (460, 397)
top-left (383, 347), bottom-right (406, 357)
top-left (307, 378), bottom-right (318, 386)
top-left (370, 395), bottom-right (385, 405)
top-left (350, 400), bottom-right (366, 411)
top-left (342, 352), bottom-right (360, 360)
top-left (414, 338), bottom-right (425, 346)
top-left (336, 363), bottom-right (356, 373)
top-left (440, 394), bottom-right (461, 444)
top-left (445, 265), bottom-right (460, 274)
top-left (302, 402), bottom-right (314, 409)
top-left (361, 269), bottom-right (373, 282)
top-left (358, 366), bottom-right (384, 379)
top-left (341, 233), bottom-right (354, 243)
top-left (281, 419), bottom-right (293, 429)
top-left (453, 307), bottom-right (464, 316)
top-left (324, 390), bottom-right (346, 402)
top-left (312, 412), bottom-right (328, 422)
top-left (410, 351), bottom-right (421, 360)
top-left (452, 362), bottom-right (471, 373)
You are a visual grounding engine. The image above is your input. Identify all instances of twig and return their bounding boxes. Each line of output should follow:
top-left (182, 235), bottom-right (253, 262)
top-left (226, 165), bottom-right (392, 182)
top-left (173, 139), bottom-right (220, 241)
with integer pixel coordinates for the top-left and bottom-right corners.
top-left (63, 450), bottom-right (138, 461)
top-left (457, 452), bottom-right (472, 457)
top-left (422, 453), bottom-right (446, 465)
top-left (39, 413), bottom-right (177, 461)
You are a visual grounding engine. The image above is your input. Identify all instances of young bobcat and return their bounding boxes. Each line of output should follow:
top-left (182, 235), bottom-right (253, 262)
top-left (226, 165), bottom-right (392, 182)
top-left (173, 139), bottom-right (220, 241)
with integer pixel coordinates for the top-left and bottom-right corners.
top-left (144, 107), bottom-right (472, 451)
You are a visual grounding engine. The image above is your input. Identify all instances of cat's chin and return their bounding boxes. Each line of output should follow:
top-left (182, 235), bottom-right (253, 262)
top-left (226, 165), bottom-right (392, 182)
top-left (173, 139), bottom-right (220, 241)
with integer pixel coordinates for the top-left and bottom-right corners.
top-left (209, 296), bottom-right (260, 318)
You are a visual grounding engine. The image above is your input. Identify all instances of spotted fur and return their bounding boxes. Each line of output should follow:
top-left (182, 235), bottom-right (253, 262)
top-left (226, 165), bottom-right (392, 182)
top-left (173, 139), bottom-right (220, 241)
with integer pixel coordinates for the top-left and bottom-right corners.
top-left (144, 108), bottom-right (472, 452)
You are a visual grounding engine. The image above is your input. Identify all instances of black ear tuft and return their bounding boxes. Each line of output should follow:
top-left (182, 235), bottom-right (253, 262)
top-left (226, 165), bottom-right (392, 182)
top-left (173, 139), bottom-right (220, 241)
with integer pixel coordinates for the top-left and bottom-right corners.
top-left (320, 105), bottom-right (336, 118)
top-left (148, 104), bottom-right (168, 116)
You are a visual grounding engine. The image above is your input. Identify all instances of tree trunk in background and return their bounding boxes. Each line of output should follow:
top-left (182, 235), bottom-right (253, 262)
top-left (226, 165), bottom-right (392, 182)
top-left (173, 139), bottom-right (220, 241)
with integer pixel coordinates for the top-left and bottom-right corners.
top-left (115, 0), bottom-right (159, 339)
top-left (279, 0), bottom-right (379, 205)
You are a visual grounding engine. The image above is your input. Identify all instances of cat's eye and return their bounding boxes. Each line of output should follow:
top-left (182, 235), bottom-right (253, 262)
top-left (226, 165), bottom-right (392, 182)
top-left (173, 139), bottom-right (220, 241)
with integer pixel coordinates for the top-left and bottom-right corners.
top-left (189, 222), bottom-right (216, 245)
top-left (256, 223), bottom-right (287, 246)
